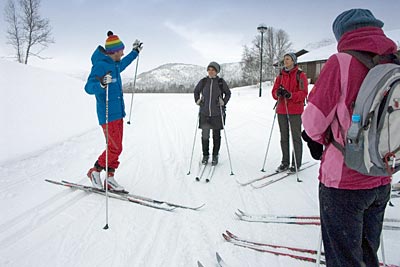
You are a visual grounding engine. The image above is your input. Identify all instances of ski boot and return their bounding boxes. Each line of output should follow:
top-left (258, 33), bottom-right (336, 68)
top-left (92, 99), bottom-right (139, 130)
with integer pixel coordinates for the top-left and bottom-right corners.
top-left (87, 167), bottom-right (103, 190)
top-left (104, 173), bottom-right (125, 192)
top-left (202, 155), bottom-right (209, 165)
top-left (211, 155), bottom-right (219, 166)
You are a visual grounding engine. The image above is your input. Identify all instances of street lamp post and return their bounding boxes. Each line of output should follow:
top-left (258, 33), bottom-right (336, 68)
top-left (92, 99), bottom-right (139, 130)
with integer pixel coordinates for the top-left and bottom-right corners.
top-left (257, 24), bottom-right (268, 97)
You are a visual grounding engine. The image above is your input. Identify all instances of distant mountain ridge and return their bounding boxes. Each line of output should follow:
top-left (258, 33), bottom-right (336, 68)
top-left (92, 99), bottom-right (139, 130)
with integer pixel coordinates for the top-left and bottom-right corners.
top-left (124, 62), bottom-right (244, 93)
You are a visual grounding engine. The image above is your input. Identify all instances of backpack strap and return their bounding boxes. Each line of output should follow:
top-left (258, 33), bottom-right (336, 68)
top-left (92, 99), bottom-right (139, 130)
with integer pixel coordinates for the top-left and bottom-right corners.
top-left (279, 69), bottom-right (304, 89)
top-left (328, 53), bottom-right (353, 156)
top-left (296, 70), bottom-right (304, 90)
top-left (218, 78), bottom-right (224, 91)
top-left (200, 77), bottom-right (224, 94)
top-left (200, 77), bottom-right (207, 94)
top-left (343, 50), bottom-right (376, 69)
top-left (344, 50), bottom-right (400, 69)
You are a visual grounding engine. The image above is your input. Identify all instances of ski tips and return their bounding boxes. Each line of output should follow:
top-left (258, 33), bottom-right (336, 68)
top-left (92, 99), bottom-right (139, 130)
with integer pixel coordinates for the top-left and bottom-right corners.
top-left (222, 232), bottom-right (230, 241)
top-left (216, 252), bottom-right (223, 262)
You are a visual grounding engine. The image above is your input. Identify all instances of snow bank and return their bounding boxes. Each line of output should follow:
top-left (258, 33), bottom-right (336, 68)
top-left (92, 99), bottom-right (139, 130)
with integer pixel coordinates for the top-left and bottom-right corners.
top-left (0, 59), bottom-right (97, 163)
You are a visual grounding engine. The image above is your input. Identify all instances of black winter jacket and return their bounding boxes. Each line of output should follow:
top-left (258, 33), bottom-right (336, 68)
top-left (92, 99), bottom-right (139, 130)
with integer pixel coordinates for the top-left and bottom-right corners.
top-left (194, 76), bottom-right (231, 117)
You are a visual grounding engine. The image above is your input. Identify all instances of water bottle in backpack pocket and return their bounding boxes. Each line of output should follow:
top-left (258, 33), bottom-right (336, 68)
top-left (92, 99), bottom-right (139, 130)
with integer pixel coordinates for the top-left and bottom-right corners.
top-left (344, 114), bottom-right (366, 170)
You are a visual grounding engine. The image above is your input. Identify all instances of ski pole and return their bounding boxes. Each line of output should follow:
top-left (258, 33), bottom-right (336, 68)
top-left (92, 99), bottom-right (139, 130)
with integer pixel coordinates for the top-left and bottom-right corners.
top-left (284, 98), bottom-right (301, 182)
top-left (220, 103), bottom-right (234, 175)
top-left (316, 228), bottom-right (323, 267)
top-left (187, 110), bottom-right (200, 175)
top-left (380, 232), bottom-right (387, 267)
top-left (261, 101), bottom-right (278, 172)
top-left (103, 72), bottom-right (111, 230)
top-left (127, 54), bottom-right (140, 125)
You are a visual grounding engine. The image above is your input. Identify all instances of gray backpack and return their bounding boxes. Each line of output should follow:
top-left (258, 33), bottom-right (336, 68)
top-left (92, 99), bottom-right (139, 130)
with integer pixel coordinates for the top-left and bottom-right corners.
top-left (335, 51), bottom-right (400, 176)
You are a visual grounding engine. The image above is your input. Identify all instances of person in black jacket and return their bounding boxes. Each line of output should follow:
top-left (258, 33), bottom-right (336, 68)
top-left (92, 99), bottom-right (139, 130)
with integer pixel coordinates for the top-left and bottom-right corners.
top-left (194, 62), bottom-right (231, 165)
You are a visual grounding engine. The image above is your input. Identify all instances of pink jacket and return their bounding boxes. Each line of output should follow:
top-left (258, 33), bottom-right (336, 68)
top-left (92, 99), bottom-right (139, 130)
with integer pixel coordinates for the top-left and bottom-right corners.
top-left (302, 27), bottom-right (397, 189)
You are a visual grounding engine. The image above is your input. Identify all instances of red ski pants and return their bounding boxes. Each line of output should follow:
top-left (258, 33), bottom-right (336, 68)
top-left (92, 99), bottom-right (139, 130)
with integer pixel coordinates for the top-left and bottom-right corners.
top-left (97, 119), bottom-right (123, 170)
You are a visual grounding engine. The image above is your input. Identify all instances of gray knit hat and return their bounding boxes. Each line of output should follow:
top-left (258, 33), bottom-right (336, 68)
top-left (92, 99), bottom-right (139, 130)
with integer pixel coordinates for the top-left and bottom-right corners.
top-left (207, 61), bottom-right (220, 73)
top-left (332, 9), bottom-right (384, 41)
top-left (284, 53), bottom-right (297, 65)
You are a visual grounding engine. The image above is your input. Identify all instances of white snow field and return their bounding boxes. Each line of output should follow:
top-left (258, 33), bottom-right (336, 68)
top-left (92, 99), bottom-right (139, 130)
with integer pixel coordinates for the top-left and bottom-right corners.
top-left (0, 60), bottom-right (399, 267)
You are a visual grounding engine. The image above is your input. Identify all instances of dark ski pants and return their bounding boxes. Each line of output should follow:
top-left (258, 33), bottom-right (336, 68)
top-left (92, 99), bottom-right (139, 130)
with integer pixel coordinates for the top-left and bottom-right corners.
top-left (201, 128), bottom-right (221, 156)
top-left (277, 114), bottom-right (302, 168)
top-left (319, 183), bottom-right (390, 267)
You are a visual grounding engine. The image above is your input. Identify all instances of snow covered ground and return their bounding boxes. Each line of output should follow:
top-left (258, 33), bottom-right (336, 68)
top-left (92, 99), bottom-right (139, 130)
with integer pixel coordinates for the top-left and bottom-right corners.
top-left (0, 61), bottom-right (399, 266)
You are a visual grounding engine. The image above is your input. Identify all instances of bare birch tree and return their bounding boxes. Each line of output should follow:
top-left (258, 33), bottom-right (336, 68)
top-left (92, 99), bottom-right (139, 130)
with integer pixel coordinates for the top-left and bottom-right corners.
top-left (3, 0), bottom-right (54, 64)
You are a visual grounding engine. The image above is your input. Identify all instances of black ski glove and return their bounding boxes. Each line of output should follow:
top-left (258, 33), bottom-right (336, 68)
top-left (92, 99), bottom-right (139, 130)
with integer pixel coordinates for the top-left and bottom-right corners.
top-left (302, 130), bottom-right (323, 160)
top-left (277, 86), bottom-right (291, 99)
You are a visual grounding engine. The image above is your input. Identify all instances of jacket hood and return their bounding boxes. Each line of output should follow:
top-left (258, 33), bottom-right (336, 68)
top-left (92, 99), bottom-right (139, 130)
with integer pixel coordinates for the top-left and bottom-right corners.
top-left (337, 27), bottom-right (397, 55)
top-left (90, 45), bottom-right (113, 65)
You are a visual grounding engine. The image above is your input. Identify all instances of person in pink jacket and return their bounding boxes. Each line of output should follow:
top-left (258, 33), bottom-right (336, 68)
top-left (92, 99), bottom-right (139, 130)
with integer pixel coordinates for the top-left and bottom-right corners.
top-left (302, 9), bottom-right (397, 267)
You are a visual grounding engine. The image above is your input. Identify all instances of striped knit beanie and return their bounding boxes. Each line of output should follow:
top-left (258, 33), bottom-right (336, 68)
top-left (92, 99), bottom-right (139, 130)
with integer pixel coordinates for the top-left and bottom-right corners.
top-left (105, 31), bottom-right (125, 54)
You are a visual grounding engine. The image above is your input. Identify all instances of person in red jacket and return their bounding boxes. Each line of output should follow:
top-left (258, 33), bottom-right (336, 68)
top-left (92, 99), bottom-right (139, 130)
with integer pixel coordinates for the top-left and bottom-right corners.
top-left (301, 9), bottom-right (396, 267)
top-left (271, 53), bottom-right (308, 173)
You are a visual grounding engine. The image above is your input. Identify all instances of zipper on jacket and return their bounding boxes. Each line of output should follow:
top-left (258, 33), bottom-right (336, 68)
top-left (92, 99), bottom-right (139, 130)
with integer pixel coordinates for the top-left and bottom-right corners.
top-left (209, 79), bottom-right (213, 116)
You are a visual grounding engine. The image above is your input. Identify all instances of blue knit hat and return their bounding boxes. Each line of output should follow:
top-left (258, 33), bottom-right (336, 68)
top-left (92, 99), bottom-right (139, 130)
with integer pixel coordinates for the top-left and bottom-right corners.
top-left (332, 9), bottom-right (384, 41)
top-left (284, 53), bottom-right (297, 65)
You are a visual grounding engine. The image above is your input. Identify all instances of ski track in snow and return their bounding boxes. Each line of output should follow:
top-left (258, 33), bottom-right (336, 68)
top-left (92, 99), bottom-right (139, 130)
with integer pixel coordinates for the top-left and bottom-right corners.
top-left (1, 87), bottom-right (399, 267)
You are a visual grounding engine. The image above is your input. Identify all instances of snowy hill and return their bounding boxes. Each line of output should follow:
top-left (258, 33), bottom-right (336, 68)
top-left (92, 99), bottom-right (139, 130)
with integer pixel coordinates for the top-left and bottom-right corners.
top-left (0, 59), bottom-right (97, 164)
top-left (0, 60), bottom-right (399, 267)
top-left (124, 62), bottom-right (244, 93)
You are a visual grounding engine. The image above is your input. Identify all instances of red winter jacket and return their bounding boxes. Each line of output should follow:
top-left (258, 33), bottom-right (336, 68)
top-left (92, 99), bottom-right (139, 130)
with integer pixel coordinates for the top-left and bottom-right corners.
top-left (271, 65), bottom-right (308, 114)
top-left (302, 27), bottom-right (397, 189)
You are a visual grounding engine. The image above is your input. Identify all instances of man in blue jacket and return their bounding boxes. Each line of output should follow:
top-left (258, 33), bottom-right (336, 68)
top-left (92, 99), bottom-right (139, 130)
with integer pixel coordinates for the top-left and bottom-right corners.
top-left (85, 31), bottom-right (142, 191)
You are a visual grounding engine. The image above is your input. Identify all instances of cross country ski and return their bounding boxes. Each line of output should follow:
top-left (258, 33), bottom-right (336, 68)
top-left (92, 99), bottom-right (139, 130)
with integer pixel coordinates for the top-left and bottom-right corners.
top-left (237, 161), bottom-right (313, 186)
top-left (46, 179), bottom-right (205, 211)
top-left (223, 230), bottom-right (400, 266)
top-left (251, 163), bottom-right (318, 189)
top-left (195, 163), bottom-right (217, 183)
top-left (235, 209), bottom-right (400, 230)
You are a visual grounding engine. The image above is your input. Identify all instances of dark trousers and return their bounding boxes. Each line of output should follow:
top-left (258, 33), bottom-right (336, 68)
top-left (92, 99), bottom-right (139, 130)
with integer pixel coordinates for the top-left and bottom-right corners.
top-left (277, 114), bottom-right (302, 167)
top-left (319, 183), bottom-right (390, 267)
top-left (201, 129), bottom-right (221, 156)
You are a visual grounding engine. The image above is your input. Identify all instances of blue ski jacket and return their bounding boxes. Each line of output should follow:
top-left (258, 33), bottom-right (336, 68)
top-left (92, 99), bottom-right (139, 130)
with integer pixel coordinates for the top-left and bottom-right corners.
top-left (85, 46), bottom-right (138, 125)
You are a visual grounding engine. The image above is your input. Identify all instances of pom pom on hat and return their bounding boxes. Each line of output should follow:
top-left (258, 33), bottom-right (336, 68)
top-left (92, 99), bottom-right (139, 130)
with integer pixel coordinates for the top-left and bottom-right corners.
top-left (105, 31), bottom-right (125, 54)
top-left (332, 9), bottom-right (384, 41)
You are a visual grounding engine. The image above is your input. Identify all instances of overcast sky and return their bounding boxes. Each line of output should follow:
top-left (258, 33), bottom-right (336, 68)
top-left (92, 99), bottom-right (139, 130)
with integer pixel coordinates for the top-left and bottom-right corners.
top-left (0, 0), bottom-right (399, 76)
